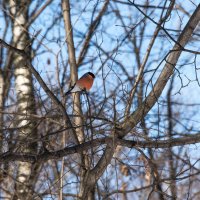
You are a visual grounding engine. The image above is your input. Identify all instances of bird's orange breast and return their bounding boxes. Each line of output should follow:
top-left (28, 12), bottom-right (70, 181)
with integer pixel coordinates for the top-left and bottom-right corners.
top-left (76, 76), bottom-right (94, 91)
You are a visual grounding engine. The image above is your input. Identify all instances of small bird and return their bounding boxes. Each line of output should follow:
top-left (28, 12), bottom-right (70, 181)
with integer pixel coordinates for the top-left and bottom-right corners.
top-left (65, 72), bottom-right (95, 95)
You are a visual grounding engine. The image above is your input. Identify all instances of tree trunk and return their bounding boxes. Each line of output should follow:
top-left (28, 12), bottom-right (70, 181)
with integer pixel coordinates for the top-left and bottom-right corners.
top-left (62, 1), bottom-right (91, 199)
top-left (167, 77), bottom-right (177, 199)
top-left (9, 1), bottom-right (37, 199)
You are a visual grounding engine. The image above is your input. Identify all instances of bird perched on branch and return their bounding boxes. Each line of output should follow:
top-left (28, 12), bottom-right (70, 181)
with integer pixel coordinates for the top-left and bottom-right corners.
top-left (65, 72), bottom-right (95, 95)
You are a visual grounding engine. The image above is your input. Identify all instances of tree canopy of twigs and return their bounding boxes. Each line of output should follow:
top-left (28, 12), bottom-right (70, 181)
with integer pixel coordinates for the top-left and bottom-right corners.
top-left (0, 0), bottom-right (200, 199)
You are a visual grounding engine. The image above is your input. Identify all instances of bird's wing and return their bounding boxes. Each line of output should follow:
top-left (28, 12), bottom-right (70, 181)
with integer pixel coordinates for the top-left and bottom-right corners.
top-left (65, 84), bottom-right (82, 95)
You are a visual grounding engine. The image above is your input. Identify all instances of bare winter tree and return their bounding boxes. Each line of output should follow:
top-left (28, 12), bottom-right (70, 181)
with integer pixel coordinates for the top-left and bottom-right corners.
top-left (0, 0), bottom-right (200, 199)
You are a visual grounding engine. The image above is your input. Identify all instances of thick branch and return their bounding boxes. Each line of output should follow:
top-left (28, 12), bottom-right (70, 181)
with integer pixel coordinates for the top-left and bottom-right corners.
top-left (62, 0), bottom-right (77, 83)
top-left (122, 4), bottom-right (200, 135)
top-left (1, 133), bottom-right (200, 162)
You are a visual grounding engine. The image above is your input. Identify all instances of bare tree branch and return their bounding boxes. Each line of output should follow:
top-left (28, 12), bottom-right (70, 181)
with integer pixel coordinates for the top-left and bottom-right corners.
top-left (0, 39), bottom-right (76, 137)
top-left (122, 4), bottom-right (200, 136)
top-left (77, 0), bottom-right (109, 67)
top-left (1, 132), bottom-right (200, 162)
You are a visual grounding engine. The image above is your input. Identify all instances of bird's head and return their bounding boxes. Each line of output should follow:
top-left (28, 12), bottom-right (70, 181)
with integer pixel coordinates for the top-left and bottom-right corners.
top-left (88, 72), bottom-right (95, 79)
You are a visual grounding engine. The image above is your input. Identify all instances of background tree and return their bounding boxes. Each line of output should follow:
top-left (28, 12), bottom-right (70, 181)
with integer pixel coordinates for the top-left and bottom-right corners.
top-left (0, 0), bottom-right (200, 199)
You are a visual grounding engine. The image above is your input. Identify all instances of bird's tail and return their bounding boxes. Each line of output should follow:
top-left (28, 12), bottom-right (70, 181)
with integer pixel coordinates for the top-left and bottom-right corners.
top-left (65, 84), bottom-right (75, 95)
top-left (65, 88), bottom-right (72, 95)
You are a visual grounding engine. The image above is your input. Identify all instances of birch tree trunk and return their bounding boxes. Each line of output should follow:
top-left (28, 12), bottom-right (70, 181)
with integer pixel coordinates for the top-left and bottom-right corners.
top-left (9, 0), bottom-right (37, 199)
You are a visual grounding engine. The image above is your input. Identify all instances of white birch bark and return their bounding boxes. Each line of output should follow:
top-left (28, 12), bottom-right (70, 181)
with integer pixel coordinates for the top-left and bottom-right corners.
top-left (9, 1), bottom-right (37, 199)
